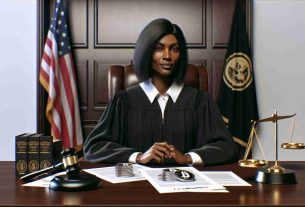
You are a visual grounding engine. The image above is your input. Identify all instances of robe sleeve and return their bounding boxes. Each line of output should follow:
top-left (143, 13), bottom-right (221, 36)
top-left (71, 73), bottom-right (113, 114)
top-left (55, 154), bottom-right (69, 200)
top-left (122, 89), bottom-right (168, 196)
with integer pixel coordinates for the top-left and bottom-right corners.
top-left (189, 92), bottom-right (237, 165)
top-left (83, 91), bottom-right (136, 163)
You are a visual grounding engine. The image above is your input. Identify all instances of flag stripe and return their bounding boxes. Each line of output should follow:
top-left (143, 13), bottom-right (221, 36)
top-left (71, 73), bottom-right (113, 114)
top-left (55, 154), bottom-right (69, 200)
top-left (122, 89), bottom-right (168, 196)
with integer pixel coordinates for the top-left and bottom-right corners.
top-left (64, 54), bottom-right (83, 145)
top-left (58, 58), bottom-right (73, 147)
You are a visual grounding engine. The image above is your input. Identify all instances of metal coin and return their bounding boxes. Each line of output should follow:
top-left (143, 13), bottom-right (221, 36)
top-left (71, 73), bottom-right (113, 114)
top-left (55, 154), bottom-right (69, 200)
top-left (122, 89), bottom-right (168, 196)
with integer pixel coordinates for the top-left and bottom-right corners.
top-left (174, 169), bottom-right (196, 182)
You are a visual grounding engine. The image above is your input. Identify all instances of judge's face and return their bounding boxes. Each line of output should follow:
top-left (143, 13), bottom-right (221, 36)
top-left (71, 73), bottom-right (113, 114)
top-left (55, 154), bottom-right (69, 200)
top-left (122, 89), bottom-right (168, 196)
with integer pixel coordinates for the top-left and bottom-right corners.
top-left (152, 34), bottom-right (180, 77)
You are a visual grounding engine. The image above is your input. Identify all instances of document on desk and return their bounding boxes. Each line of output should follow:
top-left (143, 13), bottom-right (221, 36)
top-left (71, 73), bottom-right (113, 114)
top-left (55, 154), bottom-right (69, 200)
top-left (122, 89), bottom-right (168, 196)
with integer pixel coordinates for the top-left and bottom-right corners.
top-left (200, 171), bottom-right (251, 186)
top-left (22, 172), bottom-right (64, 187)
top-left (83, 164), bottom-right (149, 184)
top-left (22, 164), bottom-right (148, 187)
top-left (139, 167), bottom-right (228, 194)
top-left (22, 167), bottom-right (249, 189)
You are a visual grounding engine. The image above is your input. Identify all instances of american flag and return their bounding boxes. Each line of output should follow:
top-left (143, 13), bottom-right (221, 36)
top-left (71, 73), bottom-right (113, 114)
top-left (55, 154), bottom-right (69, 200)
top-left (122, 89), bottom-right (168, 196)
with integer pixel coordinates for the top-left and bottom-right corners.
top-left (39, 0), bottom-right (83, 149)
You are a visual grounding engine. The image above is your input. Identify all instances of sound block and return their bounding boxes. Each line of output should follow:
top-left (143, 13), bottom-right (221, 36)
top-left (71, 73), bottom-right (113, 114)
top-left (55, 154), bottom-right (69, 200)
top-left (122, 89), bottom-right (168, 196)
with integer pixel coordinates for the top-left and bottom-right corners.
top-left (49, 173), bottom-right (102, 191)
top-left (256, 168), bottom-right (297, 184)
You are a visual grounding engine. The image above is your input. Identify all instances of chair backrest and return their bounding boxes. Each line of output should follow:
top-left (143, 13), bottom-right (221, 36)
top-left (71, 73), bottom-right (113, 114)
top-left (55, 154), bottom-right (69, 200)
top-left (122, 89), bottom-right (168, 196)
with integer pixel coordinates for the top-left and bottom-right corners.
top-left (108, 64), bottom-right (208, 99)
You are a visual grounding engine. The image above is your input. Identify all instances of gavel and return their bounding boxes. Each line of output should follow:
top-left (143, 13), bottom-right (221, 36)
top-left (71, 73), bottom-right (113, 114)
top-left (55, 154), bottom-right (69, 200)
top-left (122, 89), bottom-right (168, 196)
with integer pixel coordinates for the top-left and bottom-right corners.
top-left (21, 148), bottom-right (102, 191)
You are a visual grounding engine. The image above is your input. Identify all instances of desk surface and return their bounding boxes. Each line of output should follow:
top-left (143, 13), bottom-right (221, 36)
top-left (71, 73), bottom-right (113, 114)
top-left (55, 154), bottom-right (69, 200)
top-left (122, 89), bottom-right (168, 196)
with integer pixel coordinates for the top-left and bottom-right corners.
top-left (1, 161), bottom-right (305, 206)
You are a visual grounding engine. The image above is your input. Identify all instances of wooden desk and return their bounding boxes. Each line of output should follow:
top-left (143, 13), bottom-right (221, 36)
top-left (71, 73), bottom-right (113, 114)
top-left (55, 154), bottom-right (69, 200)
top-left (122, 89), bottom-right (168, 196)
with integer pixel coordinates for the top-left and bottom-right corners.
top-left (1, 161), bottom-right (305, 206)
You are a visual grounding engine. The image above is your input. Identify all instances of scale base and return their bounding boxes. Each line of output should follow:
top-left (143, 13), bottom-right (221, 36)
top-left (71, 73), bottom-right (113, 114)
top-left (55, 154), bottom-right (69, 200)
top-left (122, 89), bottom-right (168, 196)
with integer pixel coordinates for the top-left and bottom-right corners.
top-left (49, 173), bottom-right (102, 191)
top-left (256, 168), bottom-right (297, 184)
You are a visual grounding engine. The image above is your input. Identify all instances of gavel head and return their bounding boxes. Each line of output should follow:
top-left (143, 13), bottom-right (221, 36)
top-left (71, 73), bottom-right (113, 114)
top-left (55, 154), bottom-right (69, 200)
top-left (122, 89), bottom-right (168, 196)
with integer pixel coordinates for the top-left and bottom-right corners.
top-left (61, 148), bottom-right (80, 177)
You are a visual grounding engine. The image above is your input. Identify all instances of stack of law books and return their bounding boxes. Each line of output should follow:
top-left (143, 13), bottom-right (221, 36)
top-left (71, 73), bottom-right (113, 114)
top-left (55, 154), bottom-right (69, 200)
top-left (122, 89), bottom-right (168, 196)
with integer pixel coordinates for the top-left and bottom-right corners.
top-left (15, 133), bottom-right (62, 178)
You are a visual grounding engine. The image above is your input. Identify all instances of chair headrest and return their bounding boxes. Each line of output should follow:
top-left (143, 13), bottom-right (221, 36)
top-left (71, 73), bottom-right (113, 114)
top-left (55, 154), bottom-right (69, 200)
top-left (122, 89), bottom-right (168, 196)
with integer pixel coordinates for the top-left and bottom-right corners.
top-left (108, 63), bottom-right (208, 100)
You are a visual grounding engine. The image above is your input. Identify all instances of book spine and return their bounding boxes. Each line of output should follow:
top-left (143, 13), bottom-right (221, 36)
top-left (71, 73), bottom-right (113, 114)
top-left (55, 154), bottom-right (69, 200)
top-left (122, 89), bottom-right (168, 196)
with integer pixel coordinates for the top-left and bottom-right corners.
top-left (39, 136), bottom-right (53, 169)
top-left (28, 134), bottom-right (40, 173)
top-left (53, 140), bottom-right (63, 164)
top-left (15, 134), bottom-right (28, 177)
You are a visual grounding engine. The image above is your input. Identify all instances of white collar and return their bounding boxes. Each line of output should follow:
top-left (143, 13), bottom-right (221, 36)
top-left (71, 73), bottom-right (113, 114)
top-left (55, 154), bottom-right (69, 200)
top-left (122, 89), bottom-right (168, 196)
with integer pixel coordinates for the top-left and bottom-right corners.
top-left (139, 79), bottom-right (184, 103)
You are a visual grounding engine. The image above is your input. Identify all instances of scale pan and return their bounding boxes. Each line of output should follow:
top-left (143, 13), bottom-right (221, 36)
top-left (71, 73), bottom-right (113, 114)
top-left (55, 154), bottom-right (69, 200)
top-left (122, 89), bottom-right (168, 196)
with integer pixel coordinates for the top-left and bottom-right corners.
top-left (239, 159), bottom-right (268, 168)
top-left (281, 142), bottom-right (305, 149)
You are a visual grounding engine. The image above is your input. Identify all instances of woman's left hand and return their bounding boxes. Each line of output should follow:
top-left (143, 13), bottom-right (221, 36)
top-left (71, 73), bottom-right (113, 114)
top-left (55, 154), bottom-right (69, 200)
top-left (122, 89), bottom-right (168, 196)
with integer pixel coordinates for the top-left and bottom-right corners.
top-left (169, 145), bottom-right (193, 165)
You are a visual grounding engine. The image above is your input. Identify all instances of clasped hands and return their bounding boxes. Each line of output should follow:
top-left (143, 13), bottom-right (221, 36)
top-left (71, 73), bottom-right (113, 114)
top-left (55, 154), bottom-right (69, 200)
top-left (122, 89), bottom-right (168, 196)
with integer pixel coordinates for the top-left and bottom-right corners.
top-left (136, 142), bottom-right (192, 165)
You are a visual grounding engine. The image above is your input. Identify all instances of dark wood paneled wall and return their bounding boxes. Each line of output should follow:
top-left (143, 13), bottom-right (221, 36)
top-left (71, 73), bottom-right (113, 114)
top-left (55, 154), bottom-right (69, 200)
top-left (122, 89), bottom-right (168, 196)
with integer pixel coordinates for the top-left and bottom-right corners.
top-left (38, 0), bottom-right (252, 138)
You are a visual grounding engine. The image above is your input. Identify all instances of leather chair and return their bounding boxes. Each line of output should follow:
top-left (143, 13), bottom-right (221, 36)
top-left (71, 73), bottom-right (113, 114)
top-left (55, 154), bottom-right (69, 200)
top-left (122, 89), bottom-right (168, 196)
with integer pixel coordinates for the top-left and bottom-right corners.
top-left (108, 63), bottom-right (208, 99)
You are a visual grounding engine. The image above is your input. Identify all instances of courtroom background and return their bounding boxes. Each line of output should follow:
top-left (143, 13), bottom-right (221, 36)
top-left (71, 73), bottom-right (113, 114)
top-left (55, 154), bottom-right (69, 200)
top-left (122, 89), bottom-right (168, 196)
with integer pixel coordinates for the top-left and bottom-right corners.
top-left (1, 0), bottom-right (305, 161)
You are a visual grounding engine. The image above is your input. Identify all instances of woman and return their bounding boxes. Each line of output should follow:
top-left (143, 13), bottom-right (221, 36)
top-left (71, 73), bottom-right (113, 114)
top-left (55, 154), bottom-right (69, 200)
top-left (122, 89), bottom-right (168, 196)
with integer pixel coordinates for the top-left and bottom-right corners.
top-left (83, 18), bottom-right (237, 166)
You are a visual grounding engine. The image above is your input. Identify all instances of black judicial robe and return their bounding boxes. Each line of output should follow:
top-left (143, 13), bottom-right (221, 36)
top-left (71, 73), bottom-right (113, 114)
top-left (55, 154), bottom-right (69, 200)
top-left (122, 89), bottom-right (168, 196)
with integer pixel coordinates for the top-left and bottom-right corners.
top-left (83, 85), bottom-right (237, 165)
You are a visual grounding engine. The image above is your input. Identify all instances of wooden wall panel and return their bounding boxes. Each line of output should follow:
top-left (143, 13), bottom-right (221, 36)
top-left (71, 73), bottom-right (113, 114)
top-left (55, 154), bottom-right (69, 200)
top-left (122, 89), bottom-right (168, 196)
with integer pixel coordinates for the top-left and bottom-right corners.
top-left (95, 0), bottom-right (206, 48)
top-left (212, 0), bottom-right (235, 48)
top-left (76, 60), bottom-right (89, 110)
top-left (93, 61), bottom-right (108, 110)
top-left (211, 60), bottom-right (225, 100)
top-left (66, 0), bottom-right (88, 47)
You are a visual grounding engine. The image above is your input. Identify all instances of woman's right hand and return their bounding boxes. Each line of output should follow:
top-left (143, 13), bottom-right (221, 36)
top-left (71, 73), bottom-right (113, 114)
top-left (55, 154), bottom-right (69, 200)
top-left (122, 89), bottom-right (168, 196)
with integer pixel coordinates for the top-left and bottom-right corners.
top-left (136, 142), bottom-right (172, 164)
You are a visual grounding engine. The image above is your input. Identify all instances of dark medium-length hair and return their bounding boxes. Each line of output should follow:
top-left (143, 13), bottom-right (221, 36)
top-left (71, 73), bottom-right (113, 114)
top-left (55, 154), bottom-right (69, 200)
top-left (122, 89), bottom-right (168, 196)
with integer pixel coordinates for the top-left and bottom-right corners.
top-left (133, 18), bottom-right (188, 81)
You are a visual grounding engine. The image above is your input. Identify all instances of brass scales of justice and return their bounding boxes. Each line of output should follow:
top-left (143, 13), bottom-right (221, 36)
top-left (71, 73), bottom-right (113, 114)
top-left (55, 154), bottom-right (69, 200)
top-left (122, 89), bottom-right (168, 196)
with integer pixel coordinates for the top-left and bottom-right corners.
top-left (239, 110), bottom-right (305, 184)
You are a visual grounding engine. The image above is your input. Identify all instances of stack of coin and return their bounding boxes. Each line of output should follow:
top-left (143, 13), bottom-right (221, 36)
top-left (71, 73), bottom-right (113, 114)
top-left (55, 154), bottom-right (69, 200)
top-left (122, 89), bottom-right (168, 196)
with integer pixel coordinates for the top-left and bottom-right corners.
top-left (115, 163), bottom-right (134, 177)
top-left (159, 168), bottom-right (176, 181)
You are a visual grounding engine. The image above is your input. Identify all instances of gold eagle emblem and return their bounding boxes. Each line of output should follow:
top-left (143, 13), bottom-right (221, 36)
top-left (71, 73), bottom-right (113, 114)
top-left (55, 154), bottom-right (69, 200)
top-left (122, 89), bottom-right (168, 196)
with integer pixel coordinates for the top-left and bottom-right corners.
top-left (223, 52), bottom-right (252, 91)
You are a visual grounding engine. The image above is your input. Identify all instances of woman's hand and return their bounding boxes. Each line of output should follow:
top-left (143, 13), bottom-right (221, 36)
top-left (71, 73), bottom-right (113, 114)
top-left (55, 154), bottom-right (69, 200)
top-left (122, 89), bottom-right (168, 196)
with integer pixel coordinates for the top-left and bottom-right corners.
top-left (136, 142), bottom-right (172, 164)
top-left (169, 145), bottom-right (193, 165)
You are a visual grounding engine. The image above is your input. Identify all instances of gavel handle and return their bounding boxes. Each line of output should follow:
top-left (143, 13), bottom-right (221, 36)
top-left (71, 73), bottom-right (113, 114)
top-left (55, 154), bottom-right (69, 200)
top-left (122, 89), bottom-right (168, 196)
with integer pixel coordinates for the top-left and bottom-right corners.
top-left (20, 162), bottom-right (64, 181)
